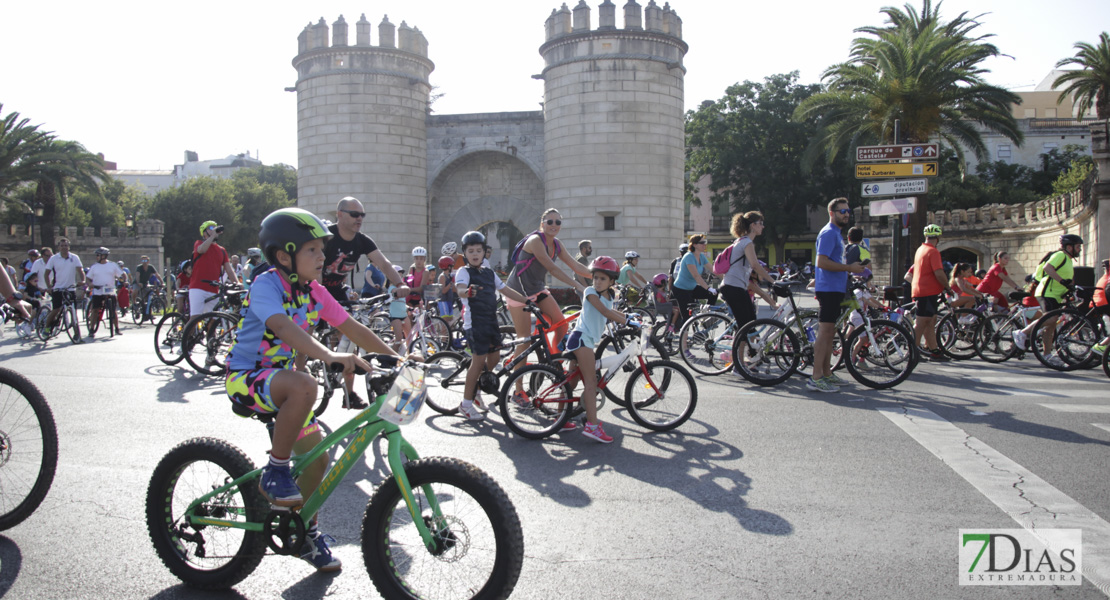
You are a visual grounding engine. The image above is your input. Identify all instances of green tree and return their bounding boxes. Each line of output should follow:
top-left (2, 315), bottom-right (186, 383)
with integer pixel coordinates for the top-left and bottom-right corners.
top-left (231, 163), bottom-right (297, 201)
top-left (686, 72), bottom-right (852, 262)
top-left (1050, 156), bottom-right (1094, 196)
top-left (69, 178), bottom-right (152, 230)
top-left (0, 104), bottom-right (53, 200)
top-left (793, 0), bottom-right (1022, 247)
top-left (148, 178), bottom-right (243, 264)
top-left (25, 139), bottom-right (111, 248)
top-left (1053, 32), bottom-right (1110, 119)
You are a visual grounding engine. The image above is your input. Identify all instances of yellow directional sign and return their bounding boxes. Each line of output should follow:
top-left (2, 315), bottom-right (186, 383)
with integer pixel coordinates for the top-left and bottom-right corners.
top-left (856, 162), bottom-right (938, 178)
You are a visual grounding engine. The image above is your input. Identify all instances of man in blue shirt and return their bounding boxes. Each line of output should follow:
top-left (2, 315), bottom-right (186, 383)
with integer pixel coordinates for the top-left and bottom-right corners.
top-left (810, 198), bottom-right (864, 393)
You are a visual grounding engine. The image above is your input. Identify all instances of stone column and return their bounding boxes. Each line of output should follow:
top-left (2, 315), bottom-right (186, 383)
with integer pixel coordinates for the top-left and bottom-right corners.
top-left (1091, 122), bottom-right (1110, 266)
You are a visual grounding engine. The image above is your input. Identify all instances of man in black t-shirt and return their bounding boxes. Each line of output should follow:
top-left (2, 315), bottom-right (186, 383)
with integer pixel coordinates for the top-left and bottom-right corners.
top-left (323, 196), bottom-right (409, 408)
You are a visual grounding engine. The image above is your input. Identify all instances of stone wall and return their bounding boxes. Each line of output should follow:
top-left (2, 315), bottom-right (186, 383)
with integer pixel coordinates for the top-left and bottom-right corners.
top-left (0, 219), bottom-right (166, 274)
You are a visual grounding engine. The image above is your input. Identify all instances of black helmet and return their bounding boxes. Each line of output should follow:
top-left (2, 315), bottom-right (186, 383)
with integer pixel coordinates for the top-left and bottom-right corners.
top-left (259, 208), bottom-right (332, 285)
top-left (95, 247), bottom-right (110, 256)
top-left (461, 231), bottom-right (486, 248)
top-left (1059, 233), bottom-right (1083, 247)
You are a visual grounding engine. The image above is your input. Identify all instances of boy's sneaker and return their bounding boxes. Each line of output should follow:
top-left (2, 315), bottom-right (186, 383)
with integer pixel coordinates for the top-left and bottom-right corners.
top-left (459, 402), bottom-right (485, 421)
top-left (511, 391), bottom-right (532, 410)
top-left (806, 378), bottom-right (837, 393)
top-left (301, 532), bottom-right (342, 572)
top-left (259, 464), bottom-right (303, 507)
top-left (1012, 329), bottom-right (1028, 351)
top-left (581, 421), bottom-right (613, 443)
top-left (824, 373), bottom-right (849, 386)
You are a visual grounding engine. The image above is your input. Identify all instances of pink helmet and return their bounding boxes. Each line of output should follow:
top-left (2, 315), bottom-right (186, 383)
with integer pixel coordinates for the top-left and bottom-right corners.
top-left (437, 256), bottom-right (454, 270)
top-left (652, 273), bottom-right (669, 287)
top-left (588, 256), bottom-right (620, 278)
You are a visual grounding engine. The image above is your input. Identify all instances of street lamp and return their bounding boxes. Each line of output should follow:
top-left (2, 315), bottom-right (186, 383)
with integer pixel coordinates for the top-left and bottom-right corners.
top-left (125, 214), bottom-right (134, 229)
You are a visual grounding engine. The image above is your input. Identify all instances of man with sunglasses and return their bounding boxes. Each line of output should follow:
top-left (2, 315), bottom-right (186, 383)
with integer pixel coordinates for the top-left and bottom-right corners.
top-left (323, 196), bottom-right (409, 409)
top-left (810, 198), bottom-right (865, 393)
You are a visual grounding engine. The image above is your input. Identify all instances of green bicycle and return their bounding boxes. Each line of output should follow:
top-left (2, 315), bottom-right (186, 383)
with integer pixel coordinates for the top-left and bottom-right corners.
top-left (145, 355), bottom-right (524, 599)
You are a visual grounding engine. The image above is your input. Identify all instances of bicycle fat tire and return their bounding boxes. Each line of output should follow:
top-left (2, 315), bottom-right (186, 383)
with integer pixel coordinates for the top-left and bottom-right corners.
top-left (145, 437), bottom-right (266, 589)
top-left (624, 359), bottom-right (697, 432)
top-left (0, 368), bottom-right (58, 531)
top-left (361, 457), bottom-right (524, 600)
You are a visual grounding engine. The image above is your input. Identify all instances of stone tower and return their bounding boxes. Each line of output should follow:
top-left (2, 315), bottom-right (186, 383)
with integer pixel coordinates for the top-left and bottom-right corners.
top-left (538, 1), bottom-right (688, 275)
top-left (292, 15), bottom-right (434, 255)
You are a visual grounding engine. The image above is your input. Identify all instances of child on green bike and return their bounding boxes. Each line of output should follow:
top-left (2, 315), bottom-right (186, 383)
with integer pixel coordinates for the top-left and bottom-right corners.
top-left (454, 231), bottom-right (529, 421)
top-left (563, 256), bottom-right (641, 443)
top-left (224, 207), bottom-right (398, 573)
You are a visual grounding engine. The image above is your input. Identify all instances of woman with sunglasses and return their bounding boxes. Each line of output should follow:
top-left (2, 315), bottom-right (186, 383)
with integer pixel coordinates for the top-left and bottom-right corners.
top-left (504, 208), bottom-right (592, 403)
top-left (672, 234), bottom-right (719, 328)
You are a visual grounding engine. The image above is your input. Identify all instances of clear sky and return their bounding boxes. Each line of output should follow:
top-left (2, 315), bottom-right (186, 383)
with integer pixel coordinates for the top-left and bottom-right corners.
top-left (2, 0), bottom-right (1106, 171)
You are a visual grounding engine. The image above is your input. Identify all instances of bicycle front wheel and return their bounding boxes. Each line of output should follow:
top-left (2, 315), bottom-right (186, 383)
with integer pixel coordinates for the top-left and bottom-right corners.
top-left (64, 303), bottom-right (81, 343)
top-left (498, 364), bottom-right (572, 439)
top-left (678, 312), bottom-right (735, 376)
top-left (424, 351), bottom-right (469, 415)
top-left (733, 319), bottom-right (800, 386)
top-left (362, 457), bottom-right (524, 600)
top-left (650, 321), bottom-right (680, 357)
top-left (0, 368), bottom-right (58, 530)
top-left (595, 327), bottom-right (669, 407)
top-left (183, 312), bottom-right (238, 376)
top-left (844, 319), bottom-right (917, 389)
top-left (936, 309), bottom-right (983, 360)
top-left (131, 297), bottom-right (145, 325)
top-left (624, 360), bottom-right (697, 432)
top-left (977, 313), bottom-right (1019, 363)
top-left (1035, 308), bottom-right (1099, 370)
top-left (154, 312), bottom-right (189, 365)
top-left (146, 437), bottom-right (267, 589)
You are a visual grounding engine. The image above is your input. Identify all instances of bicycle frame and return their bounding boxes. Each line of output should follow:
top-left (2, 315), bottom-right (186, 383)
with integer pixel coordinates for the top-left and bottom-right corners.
top-left (184, 391), bottom-right (445, 552)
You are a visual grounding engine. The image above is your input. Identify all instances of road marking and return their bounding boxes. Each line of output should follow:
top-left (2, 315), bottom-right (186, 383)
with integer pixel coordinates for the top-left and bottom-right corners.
top-left (1039, 404), bottom-right (1110, 413)
top-left (1092, 424), bottom-right (1110, 434)
top-left (878, 406), bottom-right (1110, 595)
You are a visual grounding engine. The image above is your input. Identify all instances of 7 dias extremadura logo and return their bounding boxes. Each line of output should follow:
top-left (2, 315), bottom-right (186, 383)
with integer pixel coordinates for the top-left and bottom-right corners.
top-left (959, 529), bottom-right (1082, 586)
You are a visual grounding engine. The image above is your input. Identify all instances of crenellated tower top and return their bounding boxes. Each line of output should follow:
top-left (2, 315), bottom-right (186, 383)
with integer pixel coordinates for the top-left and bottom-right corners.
top-left (538, 1), bottom-right (687, 77)
top-left (543, 0), bottom-right (682, 42)
top-left (292, 14), bottom-right (433, 87)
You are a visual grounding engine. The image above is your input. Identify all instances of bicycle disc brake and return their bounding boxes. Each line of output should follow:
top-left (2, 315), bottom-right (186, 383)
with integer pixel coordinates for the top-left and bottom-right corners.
top-left (263, 509), bottom-right (306, 555)
top-left (424, 514), bottom-right (468, 560)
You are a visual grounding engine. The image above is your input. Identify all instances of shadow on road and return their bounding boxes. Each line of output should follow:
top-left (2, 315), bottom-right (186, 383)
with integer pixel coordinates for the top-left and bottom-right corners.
top-left (0, 535), bottom-right (21, 598)
top-left (149, 583), bottom-right (248, 599)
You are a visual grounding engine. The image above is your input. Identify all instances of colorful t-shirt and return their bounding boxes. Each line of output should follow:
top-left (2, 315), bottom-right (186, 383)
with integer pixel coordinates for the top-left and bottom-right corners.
top-left (912, 242), bottom-right (944, 297)
top-left (1035, 251), bottom-right (1074, 301)
top-left (572, 286), bottom-right (613, 349)
top-left (226, 270), bottom-right (349, 371)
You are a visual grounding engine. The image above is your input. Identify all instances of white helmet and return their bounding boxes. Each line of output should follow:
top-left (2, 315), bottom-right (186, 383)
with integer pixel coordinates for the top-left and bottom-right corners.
top-left (247, 247), bottom-right (263, 259)
top-left (412, 246), bottom-right (427, 257)
top-left (441, 241), bottom-right (457, 255)
top-left (625, 250), bottom-right (640, 259)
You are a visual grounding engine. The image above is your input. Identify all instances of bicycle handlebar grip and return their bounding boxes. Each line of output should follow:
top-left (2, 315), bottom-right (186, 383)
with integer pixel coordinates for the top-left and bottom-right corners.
top-left (329, 361), bottom-right (368, 376)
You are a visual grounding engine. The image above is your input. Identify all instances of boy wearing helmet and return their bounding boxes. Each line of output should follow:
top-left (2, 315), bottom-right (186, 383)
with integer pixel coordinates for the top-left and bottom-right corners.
top-left (190, 220), bottom-right (237, 317)
top-left (454, 231), bottom-right (529, 421)
top-left (86, 247), bottom-right (128, 337)
top-left (911, 224), bottom-right (953, 361)
top-left (559, 256), bottom-right (641, 443)
top-left (1012, 234), bottom-right (1084, 365)
top-left (225, 207), bottom-right (399, 573)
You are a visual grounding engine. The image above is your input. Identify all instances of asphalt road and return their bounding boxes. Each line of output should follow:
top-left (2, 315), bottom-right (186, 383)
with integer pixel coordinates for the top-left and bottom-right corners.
top-left (0, 312), bottom-right (1107, 600)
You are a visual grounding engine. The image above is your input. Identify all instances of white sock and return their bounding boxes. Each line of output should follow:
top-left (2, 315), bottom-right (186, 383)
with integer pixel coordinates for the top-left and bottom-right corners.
top-left (462, 399), bottom-right (474, 409)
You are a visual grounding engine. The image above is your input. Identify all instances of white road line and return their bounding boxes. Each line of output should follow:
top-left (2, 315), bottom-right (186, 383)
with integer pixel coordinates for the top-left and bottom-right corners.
top-left (972, 376), bottom-right (1101, 386)
top-left (1040, 404), bottom-right (1110, 413)
top-left (1092, 424), bottom-right (1110, 434)
top-left (878, 406), bottom-right (1110, 595)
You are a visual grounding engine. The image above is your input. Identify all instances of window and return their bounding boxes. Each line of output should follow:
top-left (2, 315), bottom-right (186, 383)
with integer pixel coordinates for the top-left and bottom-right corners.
top-left (603, 216), bottom-right (616, 231)
top-left (997, 144), bottom-right (1011, 162)
top-left (1024, 108), bottom-right (1036, 118)
top-left (1043, 142), bottom-right (1059, 152)
top-left (1044, 108), bottom-right (1057, 118)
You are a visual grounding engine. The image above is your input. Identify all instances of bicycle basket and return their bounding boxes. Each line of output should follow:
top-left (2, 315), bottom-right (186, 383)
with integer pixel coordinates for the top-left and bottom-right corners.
top-left (377, 365), bottom-right (428, 426)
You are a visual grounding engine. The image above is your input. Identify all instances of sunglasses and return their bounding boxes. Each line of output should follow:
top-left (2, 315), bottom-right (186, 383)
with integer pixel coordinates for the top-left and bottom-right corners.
top-left (545, 219), bottom-right (562, 226)
top-left (341, 210), bottom-right (366, 218)
top-left (835, 209), bottom-right (851, 215)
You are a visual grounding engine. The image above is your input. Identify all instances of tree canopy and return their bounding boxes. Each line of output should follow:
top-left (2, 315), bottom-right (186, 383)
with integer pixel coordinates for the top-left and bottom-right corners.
top-left (1054, 32), bottom-right (1110, 119)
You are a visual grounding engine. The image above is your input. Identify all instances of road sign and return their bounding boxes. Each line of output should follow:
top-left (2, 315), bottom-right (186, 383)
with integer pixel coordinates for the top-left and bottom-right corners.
top-left (856, 162), bottom-right (937, 179)
top-left (856, 144), bottom-right (939, 162)
top-left (861, 179), bottom-right (928, 196)
top-left (869, 197), bottom-right (917, 216)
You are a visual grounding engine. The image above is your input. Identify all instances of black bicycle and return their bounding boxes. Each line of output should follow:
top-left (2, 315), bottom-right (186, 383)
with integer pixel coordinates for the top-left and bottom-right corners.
top-left (0, 367), bottom-right (58, 530)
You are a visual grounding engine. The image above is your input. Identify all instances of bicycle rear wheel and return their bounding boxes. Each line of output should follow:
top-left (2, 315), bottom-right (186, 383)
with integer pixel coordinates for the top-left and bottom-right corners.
top-left (677, 312), bottom-right (735, 376)
top-left (85, 303), bottom-right (101, 337)
top-left (733, 319), bottom-right (800, 386)
top-left (0, 368), bottom-right (58, 530)
top-left (624, 360), bottom-right (697, 432)
top-left (936, 309), bottom-right (982, 360)
top-left (595, 327), bottom-right (669, 407)
top-left (844, 319), bottom-right (916, 389)
top-left (498, 364), bottom-right (572, 439)
top-left (154, 312), bottom-right (188, 365)
top-left (976, 313), bottom-right (1019, 363)
top-left (1032, 308), bottom-right (1097, 371)
top-left (183, 312), bottom-right (238, 376)
top-left (424, 351), bottom-right (469, 416)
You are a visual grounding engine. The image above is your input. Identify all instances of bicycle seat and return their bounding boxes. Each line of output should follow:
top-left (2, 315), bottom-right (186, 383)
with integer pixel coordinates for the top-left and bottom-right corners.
top-left (1008, 291), bottom-right (1030, 302)
top-left (1075, 286), bottom-right (1094, 302)
top-left (230, 401), bottom-right (275, 423)
top-left (882, 286), bottom-right (902, 302)
top-left (772, 282), bottom-right (794, 299)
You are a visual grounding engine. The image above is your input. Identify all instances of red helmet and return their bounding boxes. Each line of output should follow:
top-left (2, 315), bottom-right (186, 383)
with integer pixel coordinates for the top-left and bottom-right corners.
top-left (437, 256), bottom-right (454, 270)
top-left (588, 256), bottom-right (620, 278)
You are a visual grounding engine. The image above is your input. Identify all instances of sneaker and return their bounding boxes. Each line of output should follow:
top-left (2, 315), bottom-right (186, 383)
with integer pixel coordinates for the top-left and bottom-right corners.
top-left (1012, 329), bottom-right (1028, 351)
top-left (259, 463), bottom-right (303, 507)
top-left (560, 419), bottom-right (578, 431)
top-left (926, 350), bottom-right (950, 363)
top-left (343, 392), bottom-right (368, 410)
top-left (87, 331), bottom-right (95, 339)
top-left (301, 532), bottom-right (342, 573)
top-left (1093, 342), bottom-right (1108, 357)
top-left (806, 378), bottom-right (837, 393)
top-left (511, 391), bottom-right (531, 410)
top-left (205, 354), bottom-right (218, 367)
top-left (682, 350), bottom-right (696, 361)
top-left (824, 373), bottom-right (849, 386)
top-left (1045, 355), bottom-right (1067, 369)
top-left (459, 402), bottom-right (485, 421)
top-left (581, 421), bottom-right (613, 443)
top-left (472, 396), bottom-right (486, 411)
top-left (72, 337), bottom-right (85, 345)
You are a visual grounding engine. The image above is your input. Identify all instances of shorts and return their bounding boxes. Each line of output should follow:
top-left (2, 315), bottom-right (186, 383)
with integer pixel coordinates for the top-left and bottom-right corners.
top-left (189, 288), bottom-right (218, 317)
top-left (50, 290), bottom-right (75, 307)
top-left (1036, 297), bottom-right (1061, 312)
top-left (563, 330), bottom-right (593, 352)
top-left (436, 300), bottom-right (454, 316)
top-left (815, 291), bottom-right (845, 323)
top-left (225, 369), bottom-right (319, 441)
top-left (914, 294), bottom-right (942, 318)
top-left (464, 326), bottom-right (503, 356)
top-left (389, 300), bottom-right (408, 321)
top-left (504, 290), bottom-right (550, 308)
top-left (90, 294), bottom-right (116, 310)
top-left (986, 290), bottom-right (1009, 309)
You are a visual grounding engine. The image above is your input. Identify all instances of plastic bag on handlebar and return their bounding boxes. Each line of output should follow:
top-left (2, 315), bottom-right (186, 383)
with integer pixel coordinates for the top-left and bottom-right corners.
top-left (377, 363), bottom-right (427, 426)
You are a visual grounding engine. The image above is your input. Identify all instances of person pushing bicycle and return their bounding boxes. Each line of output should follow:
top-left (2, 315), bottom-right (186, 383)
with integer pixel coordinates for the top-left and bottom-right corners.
top-left (224, 207), bottom-right (400, 573)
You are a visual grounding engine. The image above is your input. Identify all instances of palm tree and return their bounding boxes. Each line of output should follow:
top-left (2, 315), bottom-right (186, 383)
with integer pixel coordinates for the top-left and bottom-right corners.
top-left (0, 104), bottom-right (54, 199)
top-left (16, 139), bottom-right (110, 249)
top-left (1053, 32), bottom-right (1110, 120)
top-left (794, 0), bottom-right (1023, 249)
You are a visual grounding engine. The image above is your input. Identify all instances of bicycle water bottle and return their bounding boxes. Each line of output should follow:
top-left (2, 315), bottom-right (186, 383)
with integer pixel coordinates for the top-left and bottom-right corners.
top-left (805, 325), bottom-right (816, 343)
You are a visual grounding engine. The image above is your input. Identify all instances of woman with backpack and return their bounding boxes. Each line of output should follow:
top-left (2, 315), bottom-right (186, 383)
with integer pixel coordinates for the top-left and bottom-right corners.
top-left (718, 212), bottom-right (775, 362)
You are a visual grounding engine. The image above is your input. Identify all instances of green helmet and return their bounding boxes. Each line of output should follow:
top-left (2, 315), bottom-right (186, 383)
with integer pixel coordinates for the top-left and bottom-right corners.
top-left (923, 224), bottom-right (942, 238)
top-left (258, 208), bottom-right (332, 284)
